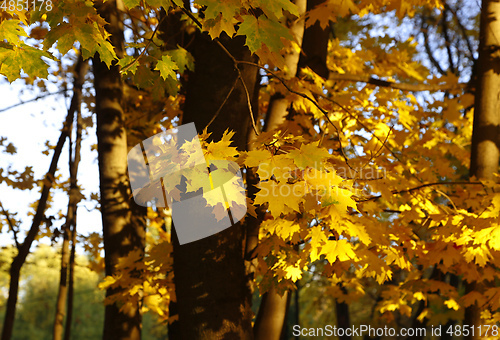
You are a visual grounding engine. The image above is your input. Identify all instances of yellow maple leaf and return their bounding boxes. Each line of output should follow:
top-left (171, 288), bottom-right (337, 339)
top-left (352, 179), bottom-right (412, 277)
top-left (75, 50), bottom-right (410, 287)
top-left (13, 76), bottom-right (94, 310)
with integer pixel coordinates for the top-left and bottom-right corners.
top-left (287, 141), bottom-right (331, 170)
top-left (204, 130), bottom-right (238, 161)
top-left (322, 239), bottom-right (356, 264)
top-left (284, 265), bottom-right (303, 281)
top-left (254, 180), bottom-right (304, 217)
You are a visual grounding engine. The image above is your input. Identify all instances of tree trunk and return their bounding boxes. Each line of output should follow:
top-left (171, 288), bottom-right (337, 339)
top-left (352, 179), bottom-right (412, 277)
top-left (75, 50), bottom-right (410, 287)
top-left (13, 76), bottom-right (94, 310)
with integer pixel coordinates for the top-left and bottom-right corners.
top-left (336, 285), bottom-right (351, 340)
top-left (94, 1), bottom-right (145, 339)
top-left (254, 287), bottom-right (289, 340)
top-left (53, 56), bottom-right (86, 340)
top-left (63, 218), bottom-right (77, 340)
top-left (64, 102), bottom-right (84, 340)
top-left (171, 31), bottom-right (258, 339)
top-left (466, 0), bottom-right (500, 337)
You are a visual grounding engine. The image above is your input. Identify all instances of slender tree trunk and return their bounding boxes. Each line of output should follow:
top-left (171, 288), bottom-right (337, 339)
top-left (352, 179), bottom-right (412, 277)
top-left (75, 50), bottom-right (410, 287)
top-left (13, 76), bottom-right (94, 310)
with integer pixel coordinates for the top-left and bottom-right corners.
top-left (250, 2), bottom-right (308, 339)
top-left (64, 102), bottom-right (83, 340)
top-left (63, 217), bottom-right (77, 340)
top-left (53, 56), bottom-right (86, 340)
top-left (336, 285), bottom-right (351, 340)
top-left (1, 67), bottom-right (82, 340)
top-left (94, 1), bottom-right (145, 339)
top-left (466, 0), bottom-right (500, 337)
top-left (171, 30), bottom-right (258, 339)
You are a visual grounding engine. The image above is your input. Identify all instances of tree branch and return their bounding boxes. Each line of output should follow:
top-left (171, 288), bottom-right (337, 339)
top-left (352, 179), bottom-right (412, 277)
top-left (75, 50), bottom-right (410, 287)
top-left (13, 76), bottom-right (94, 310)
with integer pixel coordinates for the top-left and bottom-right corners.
top-left (446, 3), bottom-right (475, 61)
top-left (0, 90), bottom-right (67, 113)
top-left (0, 201), bottom-right (19, 249)
top-left (328, 73), bottom-right (467, 91)
top-left (441, 5), bottom-right (456, 74)
top-left (421, 14), bottom-right (447, 76)
top-left (357, 181), bottom-right (484, 202)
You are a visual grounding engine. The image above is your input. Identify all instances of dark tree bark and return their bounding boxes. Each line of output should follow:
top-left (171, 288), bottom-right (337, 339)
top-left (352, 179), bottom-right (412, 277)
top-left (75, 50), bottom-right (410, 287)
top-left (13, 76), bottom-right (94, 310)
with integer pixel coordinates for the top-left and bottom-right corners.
top-left (336, 284), bottom-right (351, 340)
top-left (94, 1), bottom-right (146, 339)
top-left (170, 30), bottom-right (258, 339)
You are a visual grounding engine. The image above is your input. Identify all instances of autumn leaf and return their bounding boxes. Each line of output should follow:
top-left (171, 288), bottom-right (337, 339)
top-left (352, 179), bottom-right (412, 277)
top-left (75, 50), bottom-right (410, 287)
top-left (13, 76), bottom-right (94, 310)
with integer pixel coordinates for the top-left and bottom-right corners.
top-left (254, 180), bottom-right (304, 217)
top-left (155, 55), bottom-right (178, 80)
top-left (237, 15), bottom-right (293, 67)
top-left (166, 46), bottom-right (195, 74)
top-left (0, 20), bottom-right (28, 47)
top-left (287, 141), bottom-right (331, 170)
top-left (322, 239), bottom-right (356, 263)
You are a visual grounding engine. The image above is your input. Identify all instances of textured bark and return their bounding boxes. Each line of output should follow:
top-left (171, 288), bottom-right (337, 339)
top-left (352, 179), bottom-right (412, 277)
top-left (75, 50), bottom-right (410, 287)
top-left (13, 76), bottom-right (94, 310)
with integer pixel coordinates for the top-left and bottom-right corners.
top-left (466, 0), bottom-right (500, 337)
top-left (1, 67), bottom-right (81, 340)
top-left (470, 0), bottom-right (500, 181)
top-left (264, 0), bottom-right (307, 131)
top-left (254, 287), bottom-right (289, 340)
top-left (53, 56), bottom-right (86, 340)
top-left (94, 1), bottom-right (145, 339)
top-left (299, 0), bottom-right (330, 79)
top-left (171, 31), bottom-right (258, 339)
top-left (64, 110), bottom-right (83, 340)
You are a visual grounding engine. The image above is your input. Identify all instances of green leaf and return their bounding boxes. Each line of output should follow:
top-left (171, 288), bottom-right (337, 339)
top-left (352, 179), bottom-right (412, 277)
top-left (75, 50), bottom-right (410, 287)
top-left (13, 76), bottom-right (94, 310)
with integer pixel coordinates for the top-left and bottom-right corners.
top-left (44, 23), bottom-right (75, 55)
top-left (155, 55), bottom-right (178, 80)
top-left (196, 0), bottom-right (240, 21)
top-left (252, 0), bottom-right (300, 20)
top-left (123, 0), bottom-right (140, 9)
top-left (118, 55), bottom-right (138, 75)
top-left (0, 44), bottom-right (53, 82)
top-left (166, 46), bottom-right (194, 74)
top-left (75, 24), bottom-right (117, 67)
top-left (0, 20), bottom-right (28, 47)
top-left (44, 21), bottom-right (117, 66)
top-left (237, 15), bottom-right (292, 54)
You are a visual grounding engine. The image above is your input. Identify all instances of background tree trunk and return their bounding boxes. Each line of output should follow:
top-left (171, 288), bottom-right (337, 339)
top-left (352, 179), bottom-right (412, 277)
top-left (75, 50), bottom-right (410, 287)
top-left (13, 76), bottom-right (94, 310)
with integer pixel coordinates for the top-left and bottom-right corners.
top-left (53, 56), bottom-right (86, 340)
top-left (94, 1), bottom-right (145, 339)
top-left (466, 0), bottom-right (500, 337)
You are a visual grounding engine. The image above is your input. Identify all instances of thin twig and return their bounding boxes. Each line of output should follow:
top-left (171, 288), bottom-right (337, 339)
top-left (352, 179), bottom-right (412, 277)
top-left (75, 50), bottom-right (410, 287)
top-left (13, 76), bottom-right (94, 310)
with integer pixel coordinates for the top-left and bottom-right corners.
top-left (120, 14), bottom-right (168, 74)
top-left (328, 73), bottom-right (468, 92)
top-left (239, 73), bottom-right (259, 135)
top-left (205, 74), bottom-right (240, 130)
top-left (357, 181), bottom-right (484, 202)
top-left (446, 3), bottom-right (475, 61)
top-left (0, 90), bottom-right (67, 113)
top-left (421, 13), bottom-right (447, 76)
top-left (359, 125), bottom-right (394, 171)
top-left (0, 201), bottom-right (19, 249)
